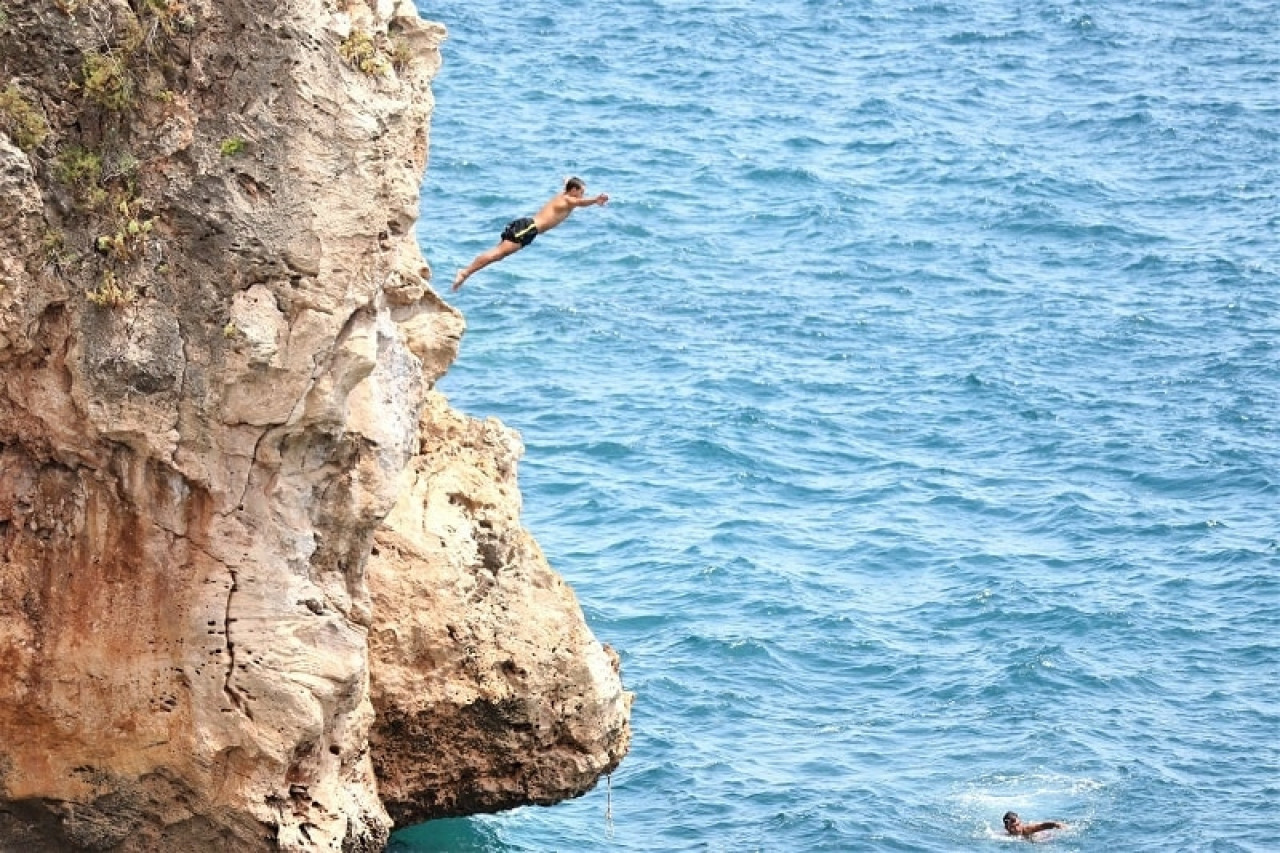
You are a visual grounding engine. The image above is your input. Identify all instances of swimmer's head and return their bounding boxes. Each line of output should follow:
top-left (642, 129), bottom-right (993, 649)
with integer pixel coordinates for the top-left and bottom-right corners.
top-left (1003, 812), bottom-right (1019, 830)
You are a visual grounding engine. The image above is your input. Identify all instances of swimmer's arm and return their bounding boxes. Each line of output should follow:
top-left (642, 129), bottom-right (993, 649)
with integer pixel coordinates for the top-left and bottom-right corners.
top-left (1025, 821), bottom-right (1065, 835)
top-left (568, 193), bottom-right (608, 207)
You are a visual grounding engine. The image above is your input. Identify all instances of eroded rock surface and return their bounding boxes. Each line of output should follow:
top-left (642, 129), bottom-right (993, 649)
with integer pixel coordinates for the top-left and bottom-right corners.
top-left (0, 2), bottom-right (630, 850)
top-left (368, 392), bottom-right (632, 825)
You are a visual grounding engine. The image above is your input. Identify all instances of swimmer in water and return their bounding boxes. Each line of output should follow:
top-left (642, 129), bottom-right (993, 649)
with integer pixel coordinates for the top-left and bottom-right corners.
top-left (1003, 811), bottom-right (1065, 839)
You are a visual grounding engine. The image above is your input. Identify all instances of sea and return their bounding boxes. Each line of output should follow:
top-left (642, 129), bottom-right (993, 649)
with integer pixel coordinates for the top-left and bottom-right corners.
top-left (394, 1), bottom-right (1279, 850)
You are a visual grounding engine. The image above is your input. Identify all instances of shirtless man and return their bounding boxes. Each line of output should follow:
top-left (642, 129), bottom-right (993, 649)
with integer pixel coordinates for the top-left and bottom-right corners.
top-left (452, 177), bottom-right (609, 290)
top-left (1003, 811), bottom-right (1065, 839)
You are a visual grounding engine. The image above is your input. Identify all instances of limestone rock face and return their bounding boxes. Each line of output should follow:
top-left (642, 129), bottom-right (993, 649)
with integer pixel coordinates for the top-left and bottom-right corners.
top-left (368, 393), bottom-right (632, 824)
top-left (0, 2), bottom-right (630, 851)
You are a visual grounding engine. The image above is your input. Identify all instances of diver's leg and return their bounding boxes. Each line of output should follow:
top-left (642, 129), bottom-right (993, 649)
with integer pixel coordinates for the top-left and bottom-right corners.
top-left (453, 240), bottom-right (522, 290)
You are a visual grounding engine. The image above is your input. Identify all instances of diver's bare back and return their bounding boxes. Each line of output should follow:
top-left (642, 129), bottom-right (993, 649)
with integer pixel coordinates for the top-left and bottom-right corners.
top-left (534, 191), bottom-right (602, 232)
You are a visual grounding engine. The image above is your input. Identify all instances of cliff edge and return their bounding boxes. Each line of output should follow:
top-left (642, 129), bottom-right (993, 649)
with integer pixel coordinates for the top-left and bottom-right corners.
top-left (0, 1), bottom-right (631, 850)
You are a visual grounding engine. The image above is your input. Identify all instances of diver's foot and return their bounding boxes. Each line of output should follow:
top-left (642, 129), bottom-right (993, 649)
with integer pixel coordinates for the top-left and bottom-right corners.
top-left (452, 270), bottom-right (466, 291)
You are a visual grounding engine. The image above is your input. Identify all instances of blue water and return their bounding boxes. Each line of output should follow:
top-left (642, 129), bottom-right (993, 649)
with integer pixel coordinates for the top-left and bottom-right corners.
top-left (399, 1), bottom-right (1279, 850)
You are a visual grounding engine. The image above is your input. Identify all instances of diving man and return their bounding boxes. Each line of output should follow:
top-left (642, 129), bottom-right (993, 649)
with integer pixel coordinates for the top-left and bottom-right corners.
top-left (452, 177), bottom-right (609, 291)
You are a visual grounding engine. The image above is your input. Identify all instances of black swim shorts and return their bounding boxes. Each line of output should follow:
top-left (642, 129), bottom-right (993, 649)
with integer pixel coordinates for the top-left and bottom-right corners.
top-left (501, 217), bottom-right (538, 247)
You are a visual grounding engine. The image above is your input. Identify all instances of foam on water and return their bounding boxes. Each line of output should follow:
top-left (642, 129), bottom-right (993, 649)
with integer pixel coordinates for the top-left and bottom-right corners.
top-left (400, 0), bottom-right (1279, 849)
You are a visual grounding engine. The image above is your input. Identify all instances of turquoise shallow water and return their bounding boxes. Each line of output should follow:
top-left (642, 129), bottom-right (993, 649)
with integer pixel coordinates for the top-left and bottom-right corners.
top-left (401, 1), bottom-right (1278, 850)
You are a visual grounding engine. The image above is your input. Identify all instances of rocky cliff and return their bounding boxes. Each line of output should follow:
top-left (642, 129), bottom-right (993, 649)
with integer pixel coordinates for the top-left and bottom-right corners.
top-left (0, 1), bottom-right (631, 850)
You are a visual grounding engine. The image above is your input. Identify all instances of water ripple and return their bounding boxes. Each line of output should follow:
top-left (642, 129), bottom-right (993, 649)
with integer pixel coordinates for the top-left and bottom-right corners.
top-left (410, 0), bottom-right (1280, 849)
